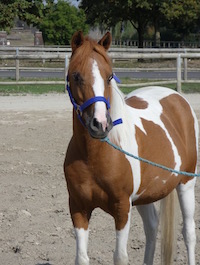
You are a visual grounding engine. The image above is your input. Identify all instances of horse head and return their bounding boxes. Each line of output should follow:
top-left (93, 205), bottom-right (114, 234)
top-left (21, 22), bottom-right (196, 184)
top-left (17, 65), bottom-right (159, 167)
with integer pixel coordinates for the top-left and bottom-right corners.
top-left (67, 31), bottom-right (114, 139)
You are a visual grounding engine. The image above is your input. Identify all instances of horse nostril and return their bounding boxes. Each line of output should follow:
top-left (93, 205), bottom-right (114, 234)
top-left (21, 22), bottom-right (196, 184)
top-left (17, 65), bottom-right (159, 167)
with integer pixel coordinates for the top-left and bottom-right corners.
top-left (88, 116), bottom-right (113, 138)
top-left (90, 118), bottom-right (102, 132)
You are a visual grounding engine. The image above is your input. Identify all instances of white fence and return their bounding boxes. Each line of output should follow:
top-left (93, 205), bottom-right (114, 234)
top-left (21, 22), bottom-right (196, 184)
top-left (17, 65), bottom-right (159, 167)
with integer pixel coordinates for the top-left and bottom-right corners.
top-left (112, 39), bottom-right (200, 48)
top-left (0, 47), bottom-right (200, 93)
top-left (110, 52), bottom-right (200, 93)
top-left (1, 46), bottom-right (200, 53)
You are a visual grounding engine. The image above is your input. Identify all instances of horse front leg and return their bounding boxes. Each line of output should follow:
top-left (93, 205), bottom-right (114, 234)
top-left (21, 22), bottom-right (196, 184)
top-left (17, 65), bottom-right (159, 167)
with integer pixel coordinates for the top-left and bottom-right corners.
top-left (69, 198), bottom-right (91, 265)
top-left (113, 198), bottom-right (131, 265)
top-left (75, 227), bottom-right (89, 265)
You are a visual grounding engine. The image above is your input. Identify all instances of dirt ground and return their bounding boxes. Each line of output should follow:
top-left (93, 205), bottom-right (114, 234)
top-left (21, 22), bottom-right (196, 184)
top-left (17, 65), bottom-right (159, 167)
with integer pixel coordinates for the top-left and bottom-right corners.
top-left (0, 92), bottom-right (200, 265)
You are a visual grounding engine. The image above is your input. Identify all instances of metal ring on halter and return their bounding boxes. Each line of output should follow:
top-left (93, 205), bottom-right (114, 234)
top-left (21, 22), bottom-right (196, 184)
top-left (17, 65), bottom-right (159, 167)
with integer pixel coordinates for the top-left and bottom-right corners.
top-left (76, 105), bottom-right (82, 117)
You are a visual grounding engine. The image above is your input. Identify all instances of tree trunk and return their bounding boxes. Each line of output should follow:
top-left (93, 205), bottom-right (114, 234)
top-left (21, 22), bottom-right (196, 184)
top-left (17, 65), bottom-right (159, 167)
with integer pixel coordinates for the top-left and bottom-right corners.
top-left (137, 25), bottom-right (145, 62)
top-left (137, 14), bottom-right (148, 49)
top-left (154, 18), bottom-right (160, 48)
top-left (137, 25), bottom-right (144, 48)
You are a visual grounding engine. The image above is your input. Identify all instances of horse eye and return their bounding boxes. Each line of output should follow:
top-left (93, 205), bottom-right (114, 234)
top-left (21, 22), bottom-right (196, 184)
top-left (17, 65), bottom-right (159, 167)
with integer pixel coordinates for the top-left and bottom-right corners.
top-left (72, 72), bottom-right (83, 84)
top-left (107, 73), bottom-right (113, 84)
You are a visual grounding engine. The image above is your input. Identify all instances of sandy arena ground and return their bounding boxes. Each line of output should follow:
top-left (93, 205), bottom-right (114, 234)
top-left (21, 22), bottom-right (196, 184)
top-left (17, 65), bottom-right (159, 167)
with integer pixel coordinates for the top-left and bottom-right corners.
top-left (0, 92), bottom-right (200, 265)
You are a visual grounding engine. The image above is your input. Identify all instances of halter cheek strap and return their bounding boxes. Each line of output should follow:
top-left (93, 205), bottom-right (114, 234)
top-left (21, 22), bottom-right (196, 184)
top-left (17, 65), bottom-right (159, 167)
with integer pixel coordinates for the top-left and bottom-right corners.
top-left (66, 79), bottom-right (110, 126)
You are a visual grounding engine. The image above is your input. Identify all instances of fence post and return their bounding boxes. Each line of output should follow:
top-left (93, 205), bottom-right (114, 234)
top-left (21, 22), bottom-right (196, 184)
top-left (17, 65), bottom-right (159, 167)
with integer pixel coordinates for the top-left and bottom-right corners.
top-left (176, 54), bottom-right (182, 93)
top-left (15, 48), bottom-right (19, 81)
top-left (183, 49), bottom-right (188, 81)
top-left (65, 55), bottom-right (69, 92)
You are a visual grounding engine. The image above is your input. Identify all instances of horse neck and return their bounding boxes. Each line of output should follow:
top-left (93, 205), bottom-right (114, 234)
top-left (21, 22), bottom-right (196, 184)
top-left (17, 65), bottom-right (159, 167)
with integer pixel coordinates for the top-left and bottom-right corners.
top-left (109, 80), bottom-right (126, 142)
top-left (110, 80), bottom-right (125, 119)
top-left (72, 111), bottom-right (102, 155)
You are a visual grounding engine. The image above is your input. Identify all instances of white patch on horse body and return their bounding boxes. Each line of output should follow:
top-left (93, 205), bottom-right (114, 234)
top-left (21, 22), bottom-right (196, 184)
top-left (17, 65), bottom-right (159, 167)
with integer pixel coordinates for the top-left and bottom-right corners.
top-left (109, 84), bottom-right (183, 202)
top-left (92, 60), bottom-right (107, 131)
top-left (109, 80), bottom-right (142, 201)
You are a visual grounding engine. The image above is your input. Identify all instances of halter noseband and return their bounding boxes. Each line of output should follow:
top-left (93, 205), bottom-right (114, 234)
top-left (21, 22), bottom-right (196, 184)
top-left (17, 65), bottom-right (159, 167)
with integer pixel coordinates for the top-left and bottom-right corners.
top-left (66, 73), bottom-right (121, 126)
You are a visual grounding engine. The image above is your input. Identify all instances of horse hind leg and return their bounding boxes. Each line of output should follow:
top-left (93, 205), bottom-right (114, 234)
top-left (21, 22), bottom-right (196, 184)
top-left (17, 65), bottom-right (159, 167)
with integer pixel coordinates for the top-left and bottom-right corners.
top-left (176, 178), bottom-right (196, 265)
top-left (136, 203), bottom-right (159, 265)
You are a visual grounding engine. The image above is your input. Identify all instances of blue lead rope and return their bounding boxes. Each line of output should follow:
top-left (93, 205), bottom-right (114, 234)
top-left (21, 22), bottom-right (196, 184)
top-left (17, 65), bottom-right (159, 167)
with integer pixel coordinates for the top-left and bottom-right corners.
top-left (101, 137), bottom-right (200, 177)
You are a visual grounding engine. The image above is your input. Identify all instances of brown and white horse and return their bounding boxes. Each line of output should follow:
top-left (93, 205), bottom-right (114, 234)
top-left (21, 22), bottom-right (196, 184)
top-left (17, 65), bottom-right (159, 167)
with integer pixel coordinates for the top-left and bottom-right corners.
top-left (64, 31), bottom-right (199, 265)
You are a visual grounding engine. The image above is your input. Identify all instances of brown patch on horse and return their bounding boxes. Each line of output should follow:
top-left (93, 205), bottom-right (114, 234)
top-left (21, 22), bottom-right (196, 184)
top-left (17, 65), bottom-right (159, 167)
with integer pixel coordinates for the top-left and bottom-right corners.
top-left (160, 94), bottom-right (197, 184)
top-left (125, 96), bottom-right (148, 109)
top-left (134, 119), bottom-right (178, 205)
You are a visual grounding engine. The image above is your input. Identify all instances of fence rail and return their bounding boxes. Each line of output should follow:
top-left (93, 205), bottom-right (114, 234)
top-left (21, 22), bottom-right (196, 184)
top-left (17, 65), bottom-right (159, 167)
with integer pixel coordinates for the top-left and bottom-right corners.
top-left (1, 46), bottom-right (200, 52)
top-left (0, 48), bottom-right (200, 93)
top-left (112, 39), bottom-right (200, 49)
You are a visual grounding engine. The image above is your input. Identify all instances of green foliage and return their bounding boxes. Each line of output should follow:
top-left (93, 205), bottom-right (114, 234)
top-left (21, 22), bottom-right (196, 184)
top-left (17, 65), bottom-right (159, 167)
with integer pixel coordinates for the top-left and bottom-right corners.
top-left (1, 0), bottom-right (200, 46)
top-left (0, 0), bottom-right (43, 31)
top-left (0, 0), bottom-right (21, 31)
top-left (79, 0), bottom-right (200, 46)
top-left (0, 0), bottom-right (88, 45)
top-left (19, 0), bottom-right (45, 27)
top-left (39, 0), bottom-right (88, 45)
top-left (161, 0), bottom-right (200, 39)
top-left (80, 0), bottom-right (163, 47)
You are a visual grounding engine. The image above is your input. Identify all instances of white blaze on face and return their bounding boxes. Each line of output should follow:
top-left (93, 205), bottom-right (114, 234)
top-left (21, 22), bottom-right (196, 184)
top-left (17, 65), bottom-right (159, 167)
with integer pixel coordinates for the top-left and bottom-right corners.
top-left (92, 60), bottom-right (107, 131)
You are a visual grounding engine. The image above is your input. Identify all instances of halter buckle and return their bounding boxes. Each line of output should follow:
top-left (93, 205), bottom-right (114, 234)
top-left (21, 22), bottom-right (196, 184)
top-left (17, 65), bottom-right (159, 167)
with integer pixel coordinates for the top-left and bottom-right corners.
top-left (76, 105), bottom-right (82, 117)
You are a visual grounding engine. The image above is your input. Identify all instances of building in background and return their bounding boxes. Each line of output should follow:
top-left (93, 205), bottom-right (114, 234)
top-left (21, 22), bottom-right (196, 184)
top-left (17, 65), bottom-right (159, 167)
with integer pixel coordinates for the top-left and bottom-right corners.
top-left (0, 19), bottom-right (43, 46)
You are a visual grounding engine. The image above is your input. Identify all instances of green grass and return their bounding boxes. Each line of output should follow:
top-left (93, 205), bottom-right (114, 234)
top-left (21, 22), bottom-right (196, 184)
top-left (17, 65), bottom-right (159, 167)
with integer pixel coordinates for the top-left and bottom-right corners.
top-left (0, 78), bottom-right (199, 95)
top-left (0, 84), bottom-right (65, 95)
top-left (167, 83), bottom-right (200, 93)
top-left (120, 81), bottom-right (200, 94)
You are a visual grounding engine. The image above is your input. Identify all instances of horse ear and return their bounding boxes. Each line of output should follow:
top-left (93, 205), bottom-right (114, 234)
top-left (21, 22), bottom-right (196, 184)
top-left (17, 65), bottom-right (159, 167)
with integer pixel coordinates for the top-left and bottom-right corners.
top-left (98, 32), bottom-right (112, 51)
top-left (71, 31), bottom-right (84, 53)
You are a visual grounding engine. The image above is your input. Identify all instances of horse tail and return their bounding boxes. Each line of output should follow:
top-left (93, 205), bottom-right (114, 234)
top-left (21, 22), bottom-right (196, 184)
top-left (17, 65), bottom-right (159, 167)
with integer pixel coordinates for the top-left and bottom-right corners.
top-left (160, 189), bottom-right (178, 265)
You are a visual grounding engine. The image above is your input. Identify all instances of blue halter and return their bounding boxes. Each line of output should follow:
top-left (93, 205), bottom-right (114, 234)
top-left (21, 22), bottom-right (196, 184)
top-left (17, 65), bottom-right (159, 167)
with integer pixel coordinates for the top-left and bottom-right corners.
top-left (66, 73), bottom-right (122, 126)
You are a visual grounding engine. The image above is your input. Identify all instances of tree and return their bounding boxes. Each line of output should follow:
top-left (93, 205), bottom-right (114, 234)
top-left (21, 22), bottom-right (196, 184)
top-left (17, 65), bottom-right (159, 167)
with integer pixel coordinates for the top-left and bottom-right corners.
top-left (38, 0), bottom-right (88, 45)
top-left (161, 0), bottom-right (200, 40)
top-left (79, 0), bottom-right (157, 48)
top-left (0, 0), bottom-right (88, 45)
top-left (0, 0), bottom-right (43, 32)
top-left (150, 0), bottom-right (164, 47)
top-left (79, 0), bottom-right (200, 47)
top-left (18, 0), bottom-right (44, 28)
top-left (0, 0), bottom-right (23, 31)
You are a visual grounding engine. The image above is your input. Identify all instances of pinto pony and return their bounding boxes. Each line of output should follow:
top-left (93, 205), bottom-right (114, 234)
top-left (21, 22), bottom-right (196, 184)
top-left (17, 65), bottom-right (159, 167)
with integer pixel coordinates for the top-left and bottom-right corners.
top-left (64, 31), bottom-right (199, 265)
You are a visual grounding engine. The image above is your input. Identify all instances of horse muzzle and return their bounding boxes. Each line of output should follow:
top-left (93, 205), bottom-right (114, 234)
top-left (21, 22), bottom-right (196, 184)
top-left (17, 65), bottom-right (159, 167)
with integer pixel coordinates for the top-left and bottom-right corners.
top-left (87, 113), bottom-right (113, 139)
